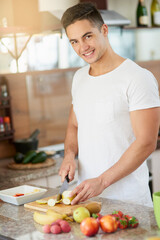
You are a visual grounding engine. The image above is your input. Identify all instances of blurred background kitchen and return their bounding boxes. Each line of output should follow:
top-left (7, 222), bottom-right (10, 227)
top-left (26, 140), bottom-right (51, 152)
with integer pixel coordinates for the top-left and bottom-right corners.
top-left (0, 0), bottom-right (160, 193)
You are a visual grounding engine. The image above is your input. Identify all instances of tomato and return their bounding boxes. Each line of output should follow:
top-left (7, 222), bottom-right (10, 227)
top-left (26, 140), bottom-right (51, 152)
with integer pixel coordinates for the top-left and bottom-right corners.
top-left (111, 213), bottom-right (120, 221)
top-left (80, 217), bottom-right (99, 237)
top-left (92, 213), bottom-right (103, 224)
top-left (100, 215), bottom-right (118, 233)
top-left (13, 193), bottom-right (24, 197)
top-left (112, 210), bottom-right (124, 218)
top-left (119, 217), bottom-right (128, 229)
top-left (127, 216), bottom-right (139, 228)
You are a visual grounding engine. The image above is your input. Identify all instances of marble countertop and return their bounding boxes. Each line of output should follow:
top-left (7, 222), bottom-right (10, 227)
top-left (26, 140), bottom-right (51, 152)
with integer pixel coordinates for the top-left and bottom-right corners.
top-left (0, 187), bottom-right (160, 240)
top-left (0, 157), bottom-right (63, 190)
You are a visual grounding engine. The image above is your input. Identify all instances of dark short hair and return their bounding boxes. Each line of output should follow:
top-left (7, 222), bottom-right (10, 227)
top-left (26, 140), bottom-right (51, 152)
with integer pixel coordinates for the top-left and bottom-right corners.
top-left (61, 2), bottom-right (104, 31)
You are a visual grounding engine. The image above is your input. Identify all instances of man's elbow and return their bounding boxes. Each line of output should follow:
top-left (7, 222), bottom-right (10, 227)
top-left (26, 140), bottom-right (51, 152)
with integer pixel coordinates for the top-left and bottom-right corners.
top-left (141, 138), bottom-right (157, 154)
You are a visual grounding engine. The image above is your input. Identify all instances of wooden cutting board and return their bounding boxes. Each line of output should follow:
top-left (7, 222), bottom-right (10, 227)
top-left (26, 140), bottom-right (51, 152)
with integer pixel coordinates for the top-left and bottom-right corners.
top-left (24, 195), bottom-right (102, 216)
top-left (8, 158), bottom-right (56, 170)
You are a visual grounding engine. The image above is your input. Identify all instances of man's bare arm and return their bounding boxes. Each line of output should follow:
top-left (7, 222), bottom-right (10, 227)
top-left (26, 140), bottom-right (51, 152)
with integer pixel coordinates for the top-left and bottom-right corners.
top-left (59, 105), bottom-right (78, 182)
top-left (99, 107), bottom-right (160, 188)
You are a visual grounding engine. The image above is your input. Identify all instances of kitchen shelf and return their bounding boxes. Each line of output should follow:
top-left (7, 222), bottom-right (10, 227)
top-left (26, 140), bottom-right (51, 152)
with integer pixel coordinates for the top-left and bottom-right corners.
top-left (0, 82), bottom-right (14, 142)
top-left (0, 105), bottom-right (10, 109)
top-left (0, 130), bottom-right (14, 141)
top-left (123, 26), bottom-right (160, 30)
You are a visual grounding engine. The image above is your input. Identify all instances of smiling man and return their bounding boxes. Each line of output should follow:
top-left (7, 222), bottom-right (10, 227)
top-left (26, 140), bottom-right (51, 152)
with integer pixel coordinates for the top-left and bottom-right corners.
top-left (59, 3), bottom-right (160, 207)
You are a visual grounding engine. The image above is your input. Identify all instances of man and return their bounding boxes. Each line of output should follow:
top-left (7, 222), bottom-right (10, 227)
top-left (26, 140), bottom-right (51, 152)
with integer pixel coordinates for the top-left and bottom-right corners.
top-left (59, 2), bottom-right (160, 206)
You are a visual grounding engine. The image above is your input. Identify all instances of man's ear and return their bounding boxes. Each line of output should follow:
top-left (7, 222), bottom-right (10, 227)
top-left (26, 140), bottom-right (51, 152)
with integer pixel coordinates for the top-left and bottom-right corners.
top-left (101, 24), bottom-right (108, 36)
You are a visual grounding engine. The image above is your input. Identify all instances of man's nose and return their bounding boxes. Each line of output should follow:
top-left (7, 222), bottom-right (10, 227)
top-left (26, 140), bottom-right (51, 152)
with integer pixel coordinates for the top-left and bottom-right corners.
top-left (80, 41), bottom-right (89, 52)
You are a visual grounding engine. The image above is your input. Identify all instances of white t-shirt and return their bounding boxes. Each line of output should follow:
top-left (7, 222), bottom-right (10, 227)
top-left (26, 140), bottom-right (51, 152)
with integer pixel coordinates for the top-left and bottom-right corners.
top-left (71, 58), bottom-right (160, 207)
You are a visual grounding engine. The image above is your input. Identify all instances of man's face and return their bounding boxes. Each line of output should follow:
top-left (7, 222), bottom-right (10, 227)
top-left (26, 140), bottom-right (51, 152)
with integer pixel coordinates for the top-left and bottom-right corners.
top-left (66, 19), bottom-right (108, 65)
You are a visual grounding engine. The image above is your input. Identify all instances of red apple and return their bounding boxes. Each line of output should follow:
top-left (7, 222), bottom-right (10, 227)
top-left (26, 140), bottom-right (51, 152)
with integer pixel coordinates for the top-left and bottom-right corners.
top-left (100, 215), bottom-right (118, 233)
top-left (80, 217), bottom-right (99, 237)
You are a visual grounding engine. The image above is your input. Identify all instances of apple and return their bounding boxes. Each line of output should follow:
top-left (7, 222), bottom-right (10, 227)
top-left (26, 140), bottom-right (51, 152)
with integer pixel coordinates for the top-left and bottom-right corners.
top-left (80, 217), bottom-right (99, 237)
top-left (100, 215), bottom-right (118, 233)
top-left (73, 207), bottom-right (90, 223)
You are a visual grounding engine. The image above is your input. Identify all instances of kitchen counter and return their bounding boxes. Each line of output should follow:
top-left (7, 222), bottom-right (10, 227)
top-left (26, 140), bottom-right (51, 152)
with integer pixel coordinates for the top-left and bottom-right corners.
top-left (0, 157), bottom-right (64, 190)
top-left (0, 187), bottom-right (160, 240)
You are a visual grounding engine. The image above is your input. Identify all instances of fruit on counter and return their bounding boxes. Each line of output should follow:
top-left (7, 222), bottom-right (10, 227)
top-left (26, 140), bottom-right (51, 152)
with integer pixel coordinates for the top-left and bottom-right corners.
top-left (62, 198), bottom-right (72, 205)
top-left (42, 224), bottom-right (51, 233)
top-left (112, 210), bottom-right (124, 218)
top-left (85, 202), bottom-right (102, 214)
top-left (42, 220), bottom-right (71, 234)
top-left (47, 199), bottom-right (56, 207)
top-left (118, 217), bottom-right (128, 229)
top-left (59, 220), bottom-right (71, 233)
top-left (73, 207), bottom-right (90, 223)
top-left (36, 200), bottom-right (48, 205)
top-left (33, 210), bottom-right (65, 225)
top-left (126, 216), bottom-right (139, 228)
top-left (80, 217), bottom-right (99, 237)
top-left (50, 224), bottom-right (62, 234)
top-left (14, 152), bottom-right (24, 163)
top-left (22, 150), bottom-right (37, 164)
top-left (31, 151), bottom-right (47, 164)
top-left (34, 211), bottom-right (59, 225)
top-left (99, 215), bottom-right (118, 233)
top-left (92, 213), bottom-right (103, 223)
top-left (62, 190), bottom-right (76, 204)
top-left (46, 209), bottom-right (66, 220)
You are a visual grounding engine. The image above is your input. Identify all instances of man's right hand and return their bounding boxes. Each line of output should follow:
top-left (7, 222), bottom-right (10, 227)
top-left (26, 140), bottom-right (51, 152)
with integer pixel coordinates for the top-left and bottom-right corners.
top-left (59, 157), bottom-right (76, 182)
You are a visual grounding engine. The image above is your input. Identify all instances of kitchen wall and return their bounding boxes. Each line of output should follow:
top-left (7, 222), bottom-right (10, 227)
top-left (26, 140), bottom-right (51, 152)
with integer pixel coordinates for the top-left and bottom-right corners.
top-left (0, 68), bottom-right (77, 159)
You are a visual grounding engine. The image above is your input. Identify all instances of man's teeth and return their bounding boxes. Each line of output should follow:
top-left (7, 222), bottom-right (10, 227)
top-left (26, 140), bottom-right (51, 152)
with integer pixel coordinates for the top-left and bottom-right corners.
top-left (84, 50), bottom-right (94, 56)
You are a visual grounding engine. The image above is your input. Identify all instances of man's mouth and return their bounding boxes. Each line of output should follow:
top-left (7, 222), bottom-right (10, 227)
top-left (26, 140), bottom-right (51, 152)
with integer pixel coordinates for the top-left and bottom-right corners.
top-left (83, 50), bottom-right (94, 57)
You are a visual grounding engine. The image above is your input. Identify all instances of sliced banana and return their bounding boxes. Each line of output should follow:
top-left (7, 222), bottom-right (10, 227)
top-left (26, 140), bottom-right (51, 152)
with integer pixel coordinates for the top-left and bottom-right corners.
top-left (47, 198), bottom-right (56, 207)
top-left (36, 200), bottom-right (48, 205)
top-left (62, 198), bottom-right (71, 205)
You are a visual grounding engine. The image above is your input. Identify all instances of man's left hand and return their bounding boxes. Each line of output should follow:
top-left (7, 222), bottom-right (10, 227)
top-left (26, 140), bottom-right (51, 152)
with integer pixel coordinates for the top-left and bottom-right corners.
top-left (70, 177), bottom-right (104, 205)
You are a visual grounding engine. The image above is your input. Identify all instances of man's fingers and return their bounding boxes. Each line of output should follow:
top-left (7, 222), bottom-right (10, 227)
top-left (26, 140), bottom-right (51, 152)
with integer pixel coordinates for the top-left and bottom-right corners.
top-left (69, 185), bottom-right (81, 198)
top-left (71, 190), bottom-right (85, 205)
top-left (68, 167), bottom-right (75, 181)
top-left (70, 185), bottom-right (86, 205)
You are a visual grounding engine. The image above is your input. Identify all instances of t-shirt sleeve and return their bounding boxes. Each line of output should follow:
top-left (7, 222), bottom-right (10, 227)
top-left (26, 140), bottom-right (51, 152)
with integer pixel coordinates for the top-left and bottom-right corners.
top-left (128, 70), bottom-right (160, 111)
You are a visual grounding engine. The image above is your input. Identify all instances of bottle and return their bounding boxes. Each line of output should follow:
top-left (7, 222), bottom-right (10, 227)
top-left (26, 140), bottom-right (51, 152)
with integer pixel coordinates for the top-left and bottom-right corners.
top-left (3, 116), bottom-right (11, 133)
top-left (137, 0), bottom-right (149, 27)
top-left (0, 117), bottom-right (5, 133)
top-left (1, 84), bottom-right (8, 105)
top-left (151, 0), bottom-right (160, 26)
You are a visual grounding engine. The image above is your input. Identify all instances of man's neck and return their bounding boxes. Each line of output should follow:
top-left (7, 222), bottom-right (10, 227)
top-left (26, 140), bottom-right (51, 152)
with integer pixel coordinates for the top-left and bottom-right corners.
top-left (89, 48), bottom-right (125, 77)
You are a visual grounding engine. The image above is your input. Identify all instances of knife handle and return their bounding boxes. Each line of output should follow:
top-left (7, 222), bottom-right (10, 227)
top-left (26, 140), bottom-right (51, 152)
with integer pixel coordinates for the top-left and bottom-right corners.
top-left (65, 174), bottom-right (70, 183)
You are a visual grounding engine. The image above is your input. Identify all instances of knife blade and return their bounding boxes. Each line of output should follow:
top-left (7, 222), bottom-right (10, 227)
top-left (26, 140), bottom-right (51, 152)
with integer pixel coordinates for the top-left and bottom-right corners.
top-left (57, 174), bottom-right (69, 201)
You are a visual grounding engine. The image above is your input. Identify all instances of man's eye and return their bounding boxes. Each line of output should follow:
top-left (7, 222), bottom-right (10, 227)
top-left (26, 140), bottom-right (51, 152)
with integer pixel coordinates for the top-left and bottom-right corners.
top-left (71, 41), bottom-right (77, 45)
top-left (86, 35), bottom-right (92, 39)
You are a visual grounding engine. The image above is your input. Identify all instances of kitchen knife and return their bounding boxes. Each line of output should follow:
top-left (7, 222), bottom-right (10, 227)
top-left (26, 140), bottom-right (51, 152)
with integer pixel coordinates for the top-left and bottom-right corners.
top-left (56, 174), bottom-right (70, 201)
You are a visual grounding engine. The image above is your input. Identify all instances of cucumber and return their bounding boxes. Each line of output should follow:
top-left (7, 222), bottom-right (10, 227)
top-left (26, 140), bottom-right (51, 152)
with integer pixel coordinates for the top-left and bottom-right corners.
top-left (14, 152), bottom-right (24, 163)
top-left (22, 150), bottom-right (37, 164)
top-left (31, 151), bottom-right (47, 164)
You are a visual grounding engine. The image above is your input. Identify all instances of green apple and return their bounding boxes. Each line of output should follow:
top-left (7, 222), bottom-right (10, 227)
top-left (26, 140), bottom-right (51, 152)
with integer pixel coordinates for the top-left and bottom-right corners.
top-left (73, 207), bottom-right (90, 223)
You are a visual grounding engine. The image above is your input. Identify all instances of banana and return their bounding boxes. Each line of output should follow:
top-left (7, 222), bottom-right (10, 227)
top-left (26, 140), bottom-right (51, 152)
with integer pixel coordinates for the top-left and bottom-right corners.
top-left (46, 209), bottom-right (66, 219)
top-left (33, 211), bottom-right (63, 225)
